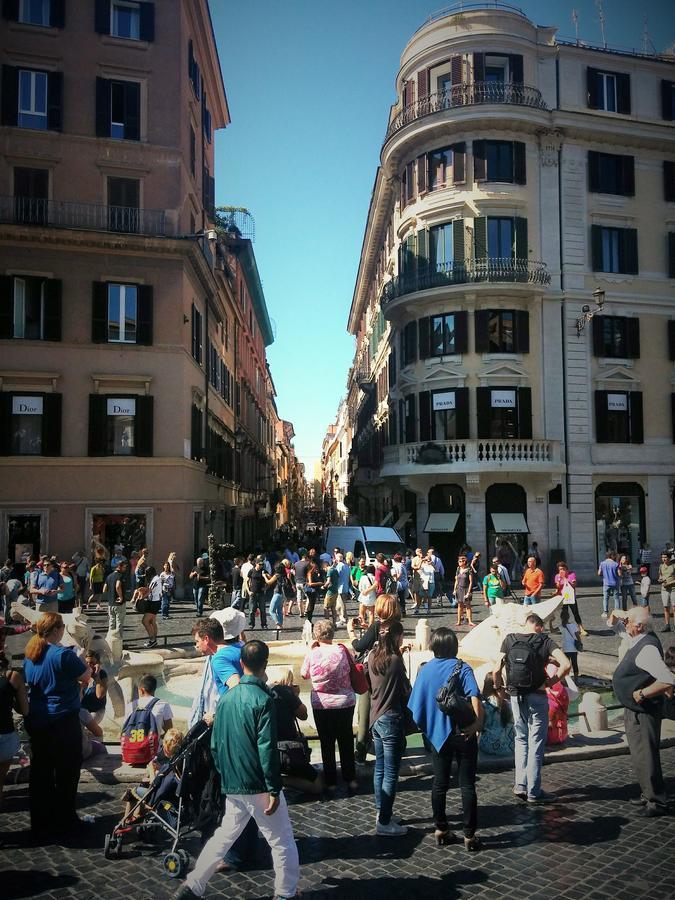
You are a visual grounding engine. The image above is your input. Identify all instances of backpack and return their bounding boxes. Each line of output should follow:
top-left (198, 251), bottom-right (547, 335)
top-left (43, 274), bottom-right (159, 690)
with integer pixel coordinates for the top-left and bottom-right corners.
top-left (120, 697), bottom-right (160, 765)
top-left (505, 635), bottom-right (546, 694)
top-left (435, 659), bottom-right (476, 729)
top-left (384, 570), bottom-right (397, 594)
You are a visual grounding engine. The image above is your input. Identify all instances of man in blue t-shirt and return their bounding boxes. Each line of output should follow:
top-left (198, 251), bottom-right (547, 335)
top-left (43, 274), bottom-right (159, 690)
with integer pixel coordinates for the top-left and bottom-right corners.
top-left (209, 608), bottom-right (246, 695)
top-left (33, 560), bottom-right (60, 614)
top-left (598, 551), bottom-right (620, 617)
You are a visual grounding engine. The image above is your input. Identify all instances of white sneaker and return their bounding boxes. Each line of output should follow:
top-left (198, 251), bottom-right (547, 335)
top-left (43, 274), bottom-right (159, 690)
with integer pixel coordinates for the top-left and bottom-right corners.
top-left (376, 820), bottom-right (408, 836)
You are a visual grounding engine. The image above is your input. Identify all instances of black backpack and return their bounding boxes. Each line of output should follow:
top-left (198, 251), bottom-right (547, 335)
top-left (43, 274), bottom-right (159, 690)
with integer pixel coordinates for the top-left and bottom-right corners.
top-left (384, 571), bottom-right (397, 594)
top-left (505, 634), bottom-right (546, 694)
top-left (435, 659), bottom-right (476, 729)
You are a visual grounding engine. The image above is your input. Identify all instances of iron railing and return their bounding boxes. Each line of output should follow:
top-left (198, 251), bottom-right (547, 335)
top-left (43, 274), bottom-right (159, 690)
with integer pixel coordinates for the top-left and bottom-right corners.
top-left (380, 258), bottom-right (550, 307)
top-left (384, 82), bottom-right (548, 142)
top-left (0, 196), bottom-right (170, 236)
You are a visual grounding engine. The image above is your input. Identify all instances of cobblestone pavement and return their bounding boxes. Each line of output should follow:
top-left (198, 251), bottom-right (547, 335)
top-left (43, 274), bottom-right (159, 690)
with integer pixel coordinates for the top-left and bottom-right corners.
top-left (2, 748), bottom-right (674, 899)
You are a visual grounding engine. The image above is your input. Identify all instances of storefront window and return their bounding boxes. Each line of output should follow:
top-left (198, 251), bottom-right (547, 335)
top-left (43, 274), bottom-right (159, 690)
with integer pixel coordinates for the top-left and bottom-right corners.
top-left (595, 483), bottom-right (644, 566)
top-left (92, 513), bottom-right (147, 563)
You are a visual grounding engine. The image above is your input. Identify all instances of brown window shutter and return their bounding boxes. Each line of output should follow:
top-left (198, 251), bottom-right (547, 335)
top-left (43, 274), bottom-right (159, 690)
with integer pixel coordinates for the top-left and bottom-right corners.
top-left (473, 53), bottom-right (485, 83)
top-left (417, 155), bottom-right (427, 193)
top-left (453, 142), bottom-right (466, 184)
top-left (403, 81), bottom-right (414, 108)
top-left (473, 140), bottom-right (486, 182)
top-left (417, 68), bottom-right (430, 99)
top-left (451, 55), bottom-right (463, 85)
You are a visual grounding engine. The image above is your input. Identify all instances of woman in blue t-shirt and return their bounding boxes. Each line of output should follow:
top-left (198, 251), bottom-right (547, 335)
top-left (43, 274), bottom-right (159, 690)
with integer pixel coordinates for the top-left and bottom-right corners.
top-left (23, 612), bottom-right (90, 837)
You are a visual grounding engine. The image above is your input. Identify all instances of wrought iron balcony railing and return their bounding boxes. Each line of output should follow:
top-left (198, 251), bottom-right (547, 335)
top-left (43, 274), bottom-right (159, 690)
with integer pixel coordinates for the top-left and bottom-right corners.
top-left (0, 195), bottom-right (170, 236)
top-left (380, 258), bottom-right (550, 308)
top-left (384, 82), bottom-right (548, 143)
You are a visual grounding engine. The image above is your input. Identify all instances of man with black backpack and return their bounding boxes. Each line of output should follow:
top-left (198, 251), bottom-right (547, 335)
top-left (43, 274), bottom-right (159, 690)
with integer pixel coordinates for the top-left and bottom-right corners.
top-left (492, 613), bottom-right (571, 803)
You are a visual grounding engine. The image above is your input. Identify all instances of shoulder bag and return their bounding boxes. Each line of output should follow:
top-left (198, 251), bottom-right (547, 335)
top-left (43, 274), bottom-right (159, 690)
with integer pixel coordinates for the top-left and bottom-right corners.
top-left (340, 643), bottom-right (369, 694)
top-left (435, 659), bottom-right (476, 729)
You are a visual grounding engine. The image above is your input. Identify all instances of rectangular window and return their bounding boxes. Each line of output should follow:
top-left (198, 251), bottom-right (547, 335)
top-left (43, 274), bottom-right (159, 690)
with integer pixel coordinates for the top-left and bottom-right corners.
top-left (487, 217), bottom-right (514, 259)
top-left (107, 283), bottom-right (137, 343)
top-left (428, 146), bottom-right (453, 190)
top-left (489, 389), bottom-right (518, 438)
top-left (18, 69), bottom-right (47, 129)
top-left (432, 391), bottom-right (458, 440)
top-left (592, 315), bottom-right (639, 359)
top-left (599, 72), bottom-right (617, 112)
top-left (111, 1), bottom-right (140, 39)
top-left (606, 393), bottom-right (629, 443)
top-left (19, 0), bottom-right (50, 25)
top-left (486, 140), bottom-right (513, 181)
top-left (107, 176), bottom-right (140, 232)
top-left (101, 79), bottom-right (140, 140)
top-left (595, 390), bottom-right (642, 444)
top-left (488, 310), bottom-right (514, 353)
top-left (601, 228), bottom-right (620, 272)
top-left (429, 222), bottom-right (454, 273)
top-left (591, 226), bottom-right (638, 275)
top-left (662, 80), bottom-right (675, 121)
top-left (588, 68), bottom-right (630, 114)
top-left (430, 314), bottom-right (456, 356)
top-left (12, 277), bottom-right (44, 339)
top-left (105, 397), bottom-right (135, 455)
top-left (10, 395), bottom-right (43, 454)
top-left (13, 166), bottom-right (48, 225)
top-left (111, 81), bottom-right (134, 139)
top-left (588, 151), bottom-right (634, 196)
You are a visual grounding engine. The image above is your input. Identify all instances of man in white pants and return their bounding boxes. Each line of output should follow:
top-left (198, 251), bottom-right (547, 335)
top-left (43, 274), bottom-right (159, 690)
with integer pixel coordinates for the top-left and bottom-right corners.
top-left (175, 639), bottom-right (299, 900)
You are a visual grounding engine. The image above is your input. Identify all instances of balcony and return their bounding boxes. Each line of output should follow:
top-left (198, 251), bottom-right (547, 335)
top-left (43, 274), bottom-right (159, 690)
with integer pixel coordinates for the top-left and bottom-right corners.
top-left (381, 258), bottom-right (550, 311)
top-left (0, 196), bottom-right (171, 236)
top-left (381, 439), bottom-right (563, 476)
top-left (384, 83), bottom-right (548, 144)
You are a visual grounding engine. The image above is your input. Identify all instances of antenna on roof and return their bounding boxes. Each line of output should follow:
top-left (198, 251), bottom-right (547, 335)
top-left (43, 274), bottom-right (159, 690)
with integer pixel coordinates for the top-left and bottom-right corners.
top-left (641, 16), bottom-right (656, 55)
top-left (595, 0), bottom-right (607, 49)
top-left (571, 8), bottom-right (579, 46)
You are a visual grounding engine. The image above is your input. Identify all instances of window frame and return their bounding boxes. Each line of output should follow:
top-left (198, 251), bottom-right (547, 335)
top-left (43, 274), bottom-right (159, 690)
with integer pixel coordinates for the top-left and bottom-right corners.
top-left (487, 216), bottom-right (515, 260)
top-left (605, 392), bottom-right (630, 443)
top-left (485, 140), bottom-right (513, 182)
top-left (19, 0), bottom-right (50, 26)
top-left (428, 146), bottom-right (453, 190)
top-left (12, 276), bottom-right (45, 340)
top-left (487, 310), bottom-right (515, 353)
top-left (600, 227), bottom-right (621, 274)
top-left (107, 283), bottom-right (138, 344)
top-left (429, 313), bottom-right (457, 357)
top-left (9, 393), bottom-right (44, 455)
top-left (111, 0), bottom-right (141, 40)
top-left (598, 71), bottom-right (617, 112)
top-left (18, 69), bottom-right (48, 130)
top-left (431, 390), bottom-right (459, 440)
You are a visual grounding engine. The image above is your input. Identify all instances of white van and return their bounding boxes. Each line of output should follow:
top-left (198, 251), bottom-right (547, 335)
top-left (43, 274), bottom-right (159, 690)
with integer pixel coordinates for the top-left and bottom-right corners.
top-left (323, 526), bottom-right (406, 566)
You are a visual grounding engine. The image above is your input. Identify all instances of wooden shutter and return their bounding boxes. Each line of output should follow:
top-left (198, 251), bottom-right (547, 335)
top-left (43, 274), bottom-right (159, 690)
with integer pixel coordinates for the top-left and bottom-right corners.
top-left (454, 311), bottom-right (468, 354)
top-left (92, 282), bottom-right (108, 342)
top-left (626, 318), bottom-right (640, 359)
top-left (47, 71), bottom-right (63, 131)
top-left (418, 317), bottom-right (430, 360)
top-left (514, 141), bottom-right (526, 184)
top-left (417, 154), bottom-right (427, 193)
top-left (454, 387), bottom-right (469, 439)
top-left (95, 77), bottom-right (111, 137)
top-left (417, 228), bottom-right (429, 276)
top-left (515, 310), bottom-right (529, 353)
top-left (621, 228), bottom-right (638, 275)
top-left (595, 390), bottom-right (609, 443)
top-left (476, 387), bottom-right (492, 438)
top-left (473, 139), bottom-right (486, 182)
top-left (669, 320), bottom-right (675, 361)
top-left (419, 391), bottom-right (431, 442)
top-left (672, 394), bottom-right (675, 444)
top-left (135, 395), bottom-right (154, 457)
top-left (592, 315), bottom-right (605, 357)
top-left (43, 278), bottom-right (62, 342)
top-left (588, 151), bottom-right (600, 191)
top-left (403, 80), bottom-right (414, 107)
top-left (514, 217), bottom-right (528, 259)
top-left (389, 348), bottom-right (396, 387)
top-left (664, 161), bottom-right (675, 202)
top-left (417, 68), bottom-right (430, 99)
top-left (587, 67), bottom-right (600, 109)
top-left (474, 217), bottom-right (487, 261)
top-left (0, 393), bottom-right (11, 455)
top-left (621, 155), bottom-right (635, 196)
top-left (125, 82), bottom-right (141, 141)
top-left (0, 275), bottom-right (13, 339)
top-left (94, 0), bottom-right (110, 33)
top-left (42, 393), bottom-right (62, 456)
top-left (88, 395), bottom-right (107, 455)
top-left (452, 219), bottom-right (465, 267)
top-left (669, 233), bottom-right (675, 279)
top-left (662, 80), bottom-right (674, 121)
top-left (452, 141), bottom-right (466, 184)
top-left (517, 388), bottom-right (532, 439)
top-left (50, 0), bottom-right (65, 28)
top-left (2, 0), bottom-right (19, 20)
top-left (136, 285), bottom-right (153, 345)
top-left (628, 391), bottom-right (643, 444)
top-left (510, 55), bottom-right (524, 85)
top-left (451, 55), bottom-right (463, 85)
top-left (139, 2), bottom-right (155, 41)
top-left (1, 65), bottom-right (18, 127)
top-left (616, 73), bottom-right (631, 114)
top-left (473, 53), bottom-right (485, 83)
top-left (591, 225), bottom-right (603, 271)
top-left (474, 309), bottom-right (490, 353)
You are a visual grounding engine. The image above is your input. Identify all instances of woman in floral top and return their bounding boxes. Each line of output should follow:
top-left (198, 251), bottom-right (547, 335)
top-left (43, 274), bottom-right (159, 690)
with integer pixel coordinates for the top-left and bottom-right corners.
top-left (301, 619), bottom-right (357, 791)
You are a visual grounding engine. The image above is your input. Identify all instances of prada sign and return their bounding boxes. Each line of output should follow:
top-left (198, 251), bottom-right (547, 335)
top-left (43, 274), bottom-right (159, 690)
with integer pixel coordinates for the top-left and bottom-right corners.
top-left (491, 390), bottom-right (516, 408)
top-left (12, 396), bottom-right (43, 415)
top-left (107, 398), bottom-right (136, 416)
top-left (433, 391), bottom-right (456, 411)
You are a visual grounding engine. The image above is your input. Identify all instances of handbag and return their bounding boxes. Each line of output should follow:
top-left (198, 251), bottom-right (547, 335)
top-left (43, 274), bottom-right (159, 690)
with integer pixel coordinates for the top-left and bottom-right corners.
top-left (277, 738), bottom-right (311, 773)
top-left (340, 643), bottom-right (368, 694)
top-left (435, 659), bottom-right (476, 729)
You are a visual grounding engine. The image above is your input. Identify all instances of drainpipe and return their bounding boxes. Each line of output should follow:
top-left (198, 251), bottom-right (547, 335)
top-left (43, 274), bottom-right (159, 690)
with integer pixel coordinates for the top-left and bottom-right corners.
top-left (556, 56), bottom-right (570, 512)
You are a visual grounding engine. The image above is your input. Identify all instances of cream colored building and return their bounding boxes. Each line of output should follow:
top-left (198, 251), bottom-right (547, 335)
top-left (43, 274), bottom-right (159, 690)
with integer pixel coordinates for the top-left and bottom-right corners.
top-left (346, 5), bottom-right (675, 577)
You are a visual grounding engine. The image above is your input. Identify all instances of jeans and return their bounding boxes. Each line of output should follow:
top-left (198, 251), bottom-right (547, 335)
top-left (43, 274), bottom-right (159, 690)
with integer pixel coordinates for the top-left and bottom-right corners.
top-left (161, 591), bottom-right (172, 617)
top-left (510, 691), bottom-right (549, 799)
top-left (28, 711), bottom-right (82, 832)
top-left (431, 734), bottom-right (478, 837)
top-left (523, 594), bottom-right (538, 606)
top-left (602, 584), bottom-right (620, 614)
top-left (304, 590), bottom-right (317, 622)
top-left (620, 583), bottom-right (637, 609)
top-left (249, 592), bottom-right (267, 628)
top-left (195, 585), bottom-right (207, 616)
top-left (269, 591), bottom-right (284, 626)
top-left (397, 586), bottom-right (407, 614)
top-left (313, 705), bottom-right (356, 787)
top-left (230, 589), bottom-right (243, 610)
top-left (372, 711), bottom-right (406, 825)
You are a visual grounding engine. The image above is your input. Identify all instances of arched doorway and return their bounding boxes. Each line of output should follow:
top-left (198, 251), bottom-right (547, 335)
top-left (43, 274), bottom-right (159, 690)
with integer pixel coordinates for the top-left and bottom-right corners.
top-left (595, 482), bottom-right (645, 567)
top-left (485, 483), bottom-right (528, 578)
top-left (426, 484), bottom-right (466, 570)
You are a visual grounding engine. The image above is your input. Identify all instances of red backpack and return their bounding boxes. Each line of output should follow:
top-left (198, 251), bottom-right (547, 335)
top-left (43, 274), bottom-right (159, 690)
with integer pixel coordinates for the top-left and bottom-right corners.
top-left (120, 697), bottom-right (160, 765)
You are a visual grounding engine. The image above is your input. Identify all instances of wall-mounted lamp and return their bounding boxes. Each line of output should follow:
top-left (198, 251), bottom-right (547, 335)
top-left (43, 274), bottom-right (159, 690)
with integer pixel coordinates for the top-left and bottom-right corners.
top-left (576, 287), bottom-right (605, 336)
top-left (183, 314), bottom-right (189, 324)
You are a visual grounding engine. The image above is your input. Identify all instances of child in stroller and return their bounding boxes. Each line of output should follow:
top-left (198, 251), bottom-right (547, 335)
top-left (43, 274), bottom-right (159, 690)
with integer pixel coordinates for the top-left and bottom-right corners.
top-left (122, 728), bottom-right (184, 824)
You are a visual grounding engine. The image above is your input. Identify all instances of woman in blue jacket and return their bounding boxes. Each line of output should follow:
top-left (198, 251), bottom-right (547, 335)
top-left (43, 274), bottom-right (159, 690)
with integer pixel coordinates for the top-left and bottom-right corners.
top-left (408, 627), bottom-right (483, 850)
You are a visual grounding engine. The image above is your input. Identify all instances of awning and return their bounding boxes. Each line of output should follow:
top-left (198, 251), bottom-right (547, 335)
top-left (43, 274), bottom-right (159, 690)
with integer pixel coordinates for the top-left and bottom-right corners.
top-left (394, 513), bottom-right (411, 530)
top-left (424, 513), bottom-right (460, 533)
top-left (380, 511), bottom-right (394, 526)
top-left (491, 513), bottom-right (530, 534)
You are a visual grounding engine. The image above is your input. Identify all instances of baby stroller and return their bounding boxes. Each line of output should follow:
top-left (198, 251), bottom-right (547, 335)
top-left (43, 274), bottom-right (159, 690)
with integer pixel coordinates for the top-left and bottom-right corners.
top-left (103, 719), bottom-right (213, 878)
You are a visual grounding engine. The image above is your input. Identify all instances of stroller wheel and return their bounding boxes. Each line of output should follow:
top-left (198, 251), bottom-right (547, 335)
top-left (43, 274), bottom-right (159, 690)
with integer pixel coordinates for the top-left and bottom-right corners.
top-left (163, 851), bottom-right (183, 878)
top-left (103, 833), bottom-right (113, 859)
top-left (104, 833), bottom-right (123, 860)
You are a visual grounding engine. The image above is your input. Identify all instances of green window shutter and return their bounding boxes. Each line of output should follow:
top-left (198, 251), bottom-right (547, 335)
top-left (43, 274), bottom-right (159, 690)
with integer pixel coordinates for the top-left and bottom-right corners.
top-left (452, 219), bottom-right (465, 267)
top-left (0, 275), bottom-right (14, 339)
top-left (474, 217), bottom-right (487, 261)
top-left (515, 310), bottom-right (529, 354)
top-left (43, 279), bottom-right (62, 342)
top-left (92, 282), bottom-right (108, 342)
top-left (418, 317), bottom-right (430, 360)
top-left (42, 393), bottom-right (62, 456)
top-left (476, 388), bottom-right (492, 438)
top-left (473, 53), bottom-right (485, 83)
top-left (621, 228), bottom-right (638, 275)
top-left (0, 393), bottom-right (11, 455)
top-left (452, 141), bottom-right (465, 184)
top-left (514, 217), bottom-right (528, 260)
top-left (1, 65), bottom-right (19, 127)
top-left (616, 74), bottom-right (631, 115)
top-left (595, 390), bottom-right (609, 443)
top-left (626, 318), bottom-right (640, 358)
top-left (621, 156), bottom-right (635, 196)
top-left (417, 228), bottom-right (429, 280)
top-left (95, 77), bottom-right (111, 137)
top-left (473, 140), bottom-right (486, 182)
top-left (94, 0), bottom-right (110, 33)
top-left (591, 225), bottom-right (603, 271)
top-left (139, 2), bottom-right (155, 41)
top-left (2, 1), bottom-right (19, 22)
top-left (588, 151), bottom-right (600, 191)
top-left (628, 391), bottom-right (643, 444)
top-left (136, 285), bottom-right (153, 345)
top-left (669, 233), bottom-right (675, 279)
top-left (592, 315), bottom-right (605, 357)
top-left (50, 0), bottom-right (65, 28)
top-left (664, 161), bottom-right (675, 202)
top-left (417, 155), bottom-right (427, 193)
top-left (474, 309), bottom-right (490, 353)
top-left (662, 80), bottom-right (674, 121)
top-left (88, 395), bottom-right (107, 456)
top-left (47, 72), bottom-right (63, 132)
top-left (454, 311), bottom-right (468, 354)
top-left (513, 142), bottom-right (526, 185)
top-left (587, 67), bottom-right (601, 109)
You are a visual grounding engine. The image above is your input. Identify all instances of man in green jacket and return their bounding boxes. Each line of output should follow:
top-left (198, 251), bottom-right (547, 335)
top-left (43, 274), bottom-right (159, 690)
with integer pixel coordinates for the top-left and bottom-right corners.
top-left (176, 640), bottom-right (299, 900)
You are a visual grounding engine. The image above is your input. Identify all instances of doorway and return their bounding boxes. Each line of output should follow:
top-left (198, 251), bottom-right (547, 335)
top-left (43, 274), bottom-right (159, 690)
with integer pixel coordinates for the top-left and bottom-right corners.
top-left (427, 484), bottom-right (466, 570)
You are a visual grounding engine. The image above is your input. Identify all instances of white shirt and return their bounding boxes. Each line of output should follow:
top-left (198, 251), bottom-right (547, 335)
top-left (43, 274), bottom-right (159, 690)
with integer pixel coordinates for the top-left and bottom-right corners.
top-left (241, 561), bottom-right (253, 581)
top-left (126, 696), bottom-right (174, 733)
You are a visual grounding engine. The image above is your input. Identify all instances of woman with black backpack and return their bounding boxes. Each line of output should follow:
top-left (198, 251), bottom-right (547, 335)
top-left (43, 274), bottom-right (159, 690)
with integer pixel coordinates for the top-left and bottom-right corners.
top-left (407, 627), bottom-right (483, 850)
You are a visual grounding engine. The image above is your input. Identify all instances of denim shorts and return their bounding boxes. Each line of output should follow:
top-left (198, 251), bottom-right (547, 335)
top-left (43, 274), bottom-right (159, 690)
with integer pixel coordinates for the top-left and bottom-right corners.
top-left (0, 729), bottom-right (20, 762)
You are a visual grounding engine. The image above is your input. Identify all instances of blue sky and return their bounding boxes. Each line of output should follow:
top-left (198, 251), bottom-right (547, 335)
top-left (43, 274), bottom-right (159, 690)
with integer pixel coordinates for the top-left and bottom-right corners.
top-left (209, 0), bottom-right (674, 474)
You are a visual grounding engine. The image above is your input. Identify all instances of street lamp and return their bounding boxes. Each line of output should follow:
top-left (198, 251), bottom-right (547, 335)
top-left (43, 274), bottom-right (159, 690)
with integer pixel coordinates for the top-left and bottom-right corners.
top-left (576, 287), bottom-right (605, 336)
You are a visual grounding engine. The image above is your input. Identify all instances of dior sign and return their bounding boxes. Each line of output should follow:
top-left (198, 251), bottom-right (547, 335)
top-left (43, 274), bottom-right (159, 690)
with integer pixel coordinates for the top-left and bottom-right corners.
top-left (12, 396), bottom-right (43, 415)
top-left (107, 398), bottom-right (136, 416)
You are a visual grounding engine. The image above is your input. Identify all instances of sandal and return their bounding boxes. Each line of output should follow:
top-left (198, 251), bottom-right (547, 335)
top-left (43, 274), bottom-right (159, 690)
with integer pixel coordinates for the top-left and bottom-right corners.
top-left (434, 829), bottom-right (456, 846)
top-left (464, 835), bottom-right (482, 852)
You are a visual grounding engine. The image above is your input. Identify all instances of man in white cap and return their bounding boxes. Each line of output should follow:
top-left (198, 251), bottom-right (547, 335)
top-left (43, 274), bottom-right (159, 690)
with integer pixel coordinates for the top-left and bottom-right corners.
top-left (209, 607), bottom-right (247, 696)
